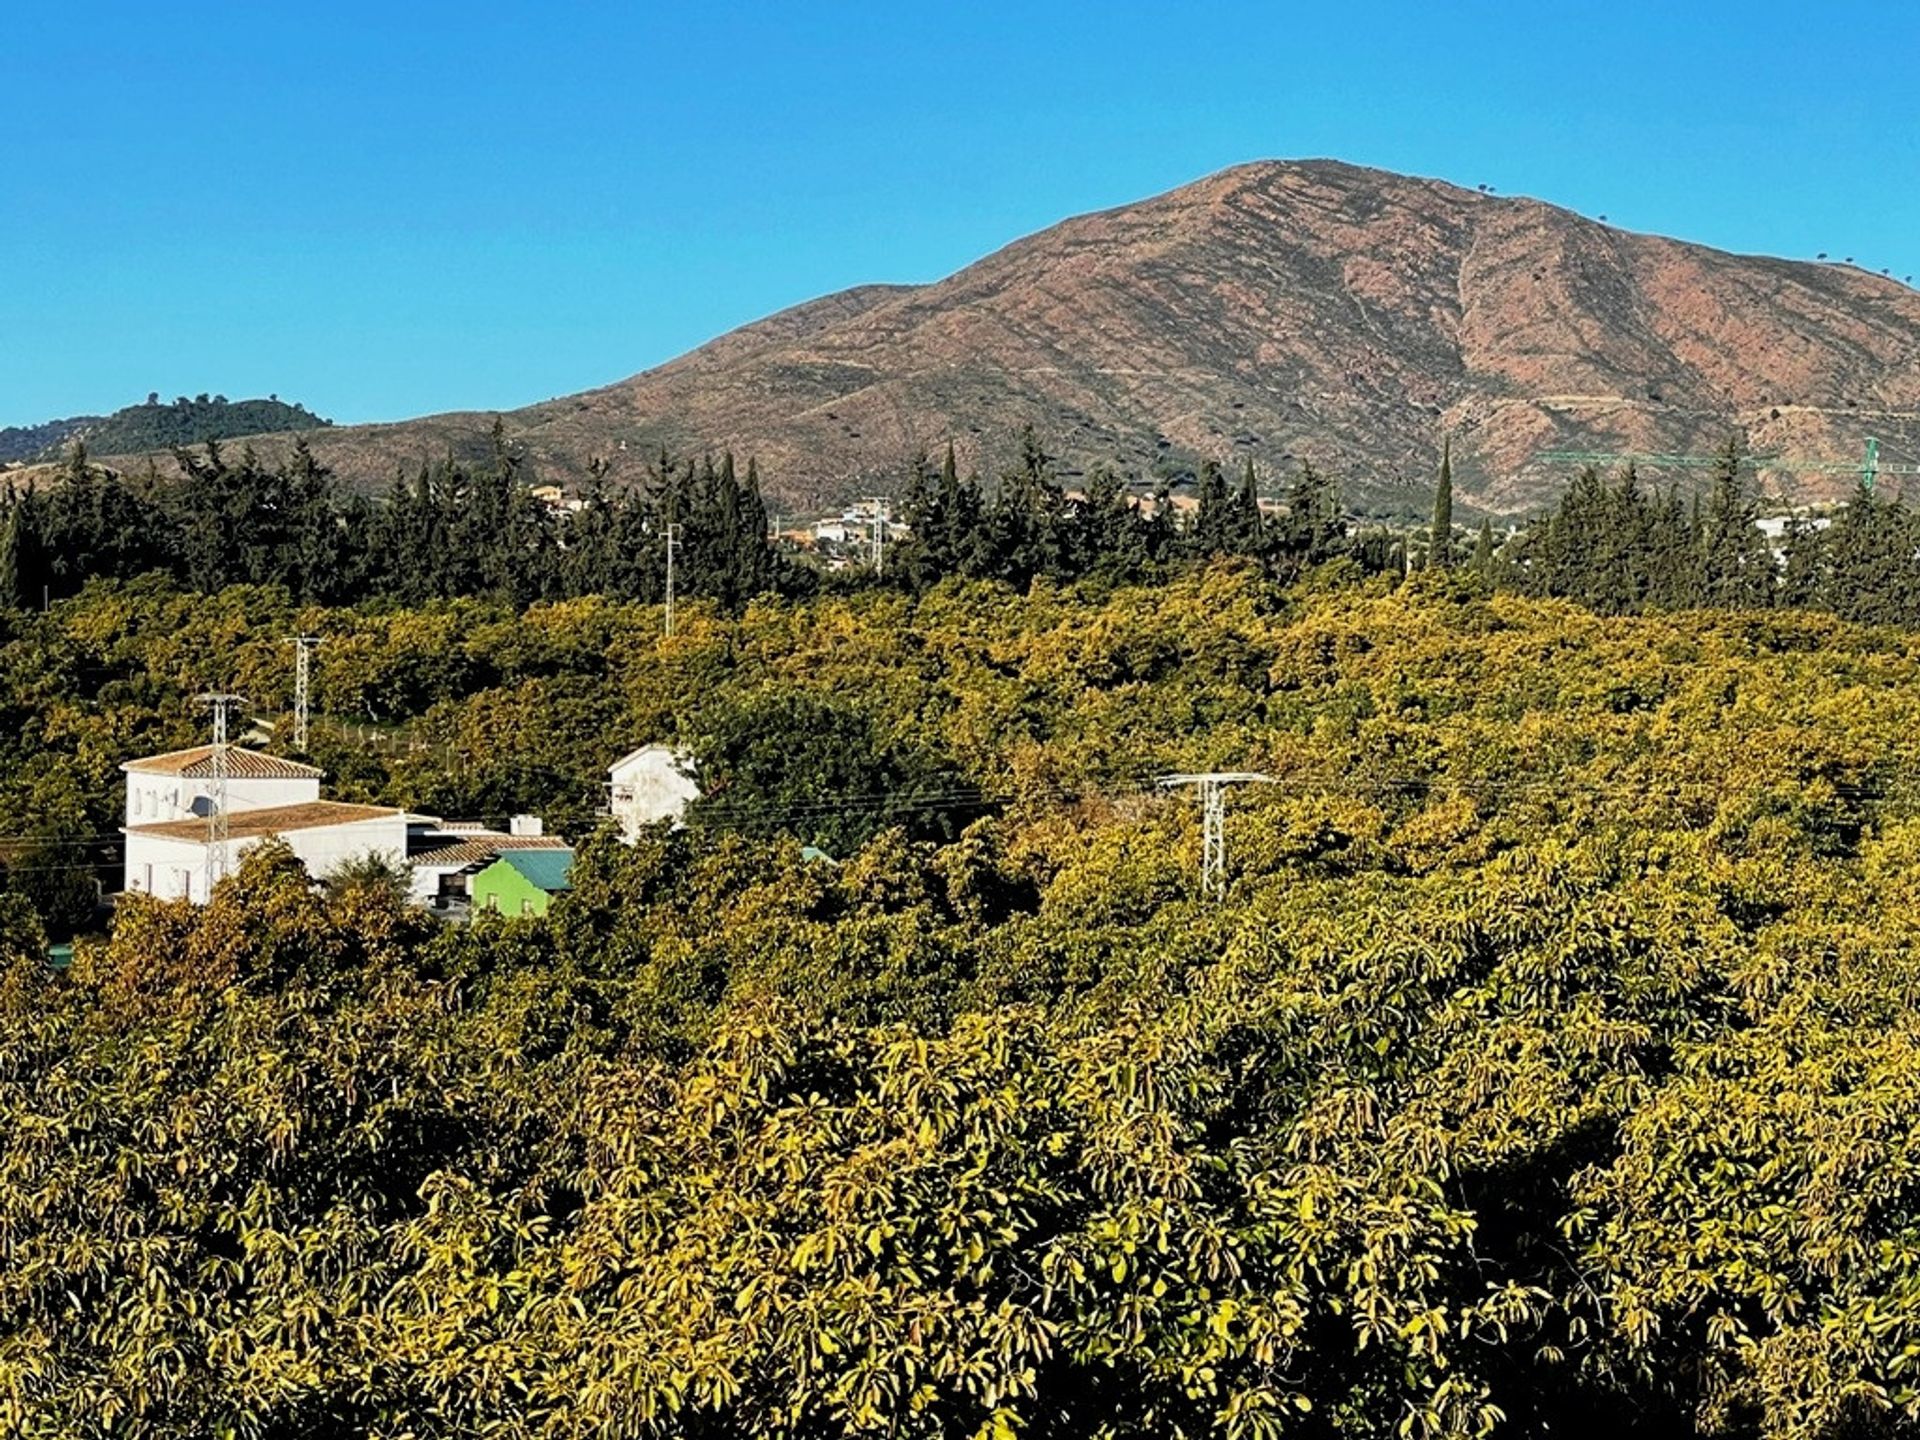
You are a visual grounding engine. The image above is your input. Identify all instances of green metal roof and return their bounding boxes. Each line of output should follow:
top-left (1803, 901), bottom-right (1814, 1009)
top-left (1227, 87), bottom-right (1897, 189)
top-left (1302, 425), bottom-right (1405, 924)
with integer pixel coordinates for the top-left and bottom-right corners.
top-left (493, 847), bottom-right (574, 892)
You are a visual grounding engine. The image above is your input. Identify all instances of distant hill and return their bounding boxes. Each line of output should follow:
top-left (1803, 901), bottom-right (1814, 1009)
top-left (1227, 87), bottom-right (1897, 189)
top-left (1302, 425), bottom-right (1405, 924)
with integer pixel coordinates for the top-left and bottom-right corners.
top-left (89, 161), bottom-right (1920, 515)
top-left (2, 395), bottom-right (329, 468)
top-left (0, 415), bottom-right (96, 466)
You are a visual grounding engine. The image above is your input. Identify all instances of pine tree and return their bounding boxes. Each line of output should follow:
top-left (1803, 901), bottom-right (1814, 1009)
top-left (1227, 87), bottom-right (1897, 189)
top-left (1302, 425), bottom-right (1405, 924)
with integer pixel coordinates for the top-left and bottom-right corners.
top-left (1277, 461), bottom-right (1344, 571)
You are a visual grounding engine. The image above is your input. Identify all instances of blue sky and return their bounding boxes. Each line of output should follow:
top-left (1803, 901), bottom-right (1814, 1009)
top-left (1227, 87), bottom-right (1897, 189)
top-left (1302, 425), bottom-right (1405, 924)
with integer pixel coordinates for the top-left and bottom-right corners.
top-left (4, 0), bottom-right (1916, 426)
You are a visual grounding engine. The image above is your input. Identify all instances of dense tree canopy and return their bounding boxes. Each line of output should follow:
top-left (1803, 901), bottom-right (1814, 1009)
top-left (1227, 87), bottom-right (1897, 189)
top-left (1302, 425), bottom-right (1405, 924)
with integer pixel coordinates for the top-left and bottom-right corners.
top-left (8, 561), bottom-right (1920, 1436)
top-left (15, 423), bottom-right (1920, 1435)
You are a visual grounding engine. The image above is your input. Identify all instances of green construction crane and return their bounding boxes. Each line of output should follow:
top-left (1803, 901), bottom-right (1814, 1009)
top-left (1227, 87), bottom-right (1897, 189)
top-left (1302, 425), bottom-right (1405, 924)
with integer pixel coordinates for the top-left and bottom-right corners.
top-left (1535, 437), bottom-right (1920, 495)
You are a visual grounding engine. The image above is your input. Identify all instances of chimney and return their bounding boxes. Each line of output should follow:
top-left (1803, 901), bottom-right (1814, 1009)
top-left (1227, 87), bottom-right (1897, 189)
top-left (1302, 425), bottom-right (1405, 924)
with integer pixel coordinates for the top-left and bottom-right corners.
top-left (509, 814), bottom-right (543, 837)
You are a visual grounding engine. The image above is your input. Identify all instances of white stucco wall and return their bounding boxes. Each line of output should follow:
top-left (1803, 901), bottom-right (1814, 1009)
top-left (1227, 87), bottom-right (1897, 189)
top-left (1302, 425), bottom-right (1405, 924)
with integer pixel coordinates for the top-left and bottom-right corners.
top-left (123, 774), bottom-right (322, 826)
top-left (123, 814), bottom-right (408, 904)
top-left (608, 747), bottom-right (700, 840)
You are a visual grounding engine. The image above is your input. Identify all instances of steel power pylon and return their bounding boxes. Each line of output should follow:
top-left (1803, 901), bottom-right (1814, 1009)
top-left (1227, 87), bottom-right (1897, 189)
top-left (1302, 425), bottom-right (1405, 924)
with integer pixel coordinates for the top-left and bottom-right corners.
top-left (663, 523), bottom-right (682, 636)
top-left (864, 497), bottom-right (891, 575)
top-left (288, 635), bottom-right (319, 752)
top-left (1536, 436), bottom-right (1920, 496)
top-left (195, 692), bottom-right (247, 899)
top-left (1159, 771), bottom-right (1275, 900)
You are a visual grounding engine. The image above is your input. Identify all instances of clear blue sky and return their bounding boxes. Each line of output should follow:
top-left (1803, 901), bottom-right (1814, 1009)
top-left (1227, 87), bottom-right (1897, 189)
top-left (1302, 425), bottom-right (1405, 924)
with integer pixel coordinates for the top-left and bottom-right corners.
top-left (5, 0), bottom-right (1915, 427)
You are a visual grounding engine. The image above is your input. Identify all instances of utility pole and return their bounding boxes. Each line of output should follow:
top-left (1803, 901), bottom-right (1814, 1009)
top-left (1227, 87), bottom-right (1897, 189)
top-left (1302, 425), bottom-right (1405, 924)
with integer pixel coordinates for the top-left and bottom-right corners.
top-left (865, 497), bottom-right (891, 575)
top-left (663, 523), bottom-right (682, 636)
top-left (288, 635), bottom-right (319, 752)
top-left (195, 692), bottom-right (246, 900)
top-left (1159, 771), bottom-right (1276, 900)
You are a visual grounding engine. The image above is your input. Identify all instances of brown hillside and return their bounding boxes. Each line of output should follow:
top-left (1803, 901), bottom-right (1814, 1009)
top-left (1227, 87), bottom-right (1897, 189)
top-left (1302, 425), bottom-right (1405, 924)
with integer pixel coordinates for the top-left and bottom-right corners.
top-left (118, 160), bottom-right (1920, 516)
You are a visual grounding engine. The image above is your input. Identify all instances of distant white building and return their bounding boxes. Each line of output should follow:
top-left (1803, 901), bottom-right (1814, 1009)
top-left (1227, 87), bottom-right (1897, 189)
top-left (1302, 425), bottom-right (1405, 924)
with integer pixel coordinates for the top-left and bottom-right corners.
top-left (812, 501), bottom-right (910, 547)
top-left (608, 745), bottom-right (699, 840)
top-left (1757, 514), bottom-right (1832, 543)
top-left (120, 745), bottom-right (407, 904)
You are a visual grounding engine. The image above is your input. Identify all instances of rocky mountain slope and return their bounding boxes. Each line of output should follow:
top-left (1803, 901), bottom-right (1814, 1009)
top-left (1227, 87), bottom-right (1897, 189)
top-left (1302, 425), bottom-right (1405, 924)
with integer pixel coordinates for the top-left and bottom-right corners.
top-left (98, 161), bottom-right (1920, 515)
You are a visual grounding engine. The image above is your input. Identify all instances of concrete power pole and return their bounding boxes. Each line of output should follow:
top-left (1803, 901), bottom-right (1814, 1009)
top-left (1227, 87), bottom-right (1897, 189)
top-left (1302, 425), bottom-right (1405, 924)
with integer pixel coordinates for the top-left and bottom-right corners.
top-left (289, 635), bottom-right (319, 752)
top-left (196, 692), bottom-right (247, 900)
top-left (1158, 771), bottom-right (1275, 900)
top-left (663, 523), bottom-right (682, 636)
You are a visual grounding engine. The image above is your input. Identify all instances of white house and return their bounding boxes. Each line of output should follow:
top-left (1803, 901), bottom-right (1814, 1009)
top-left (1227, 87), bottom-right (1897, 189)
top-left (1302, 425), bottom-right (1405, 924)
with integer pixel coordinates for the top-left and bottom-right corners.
top-left (124, 800), bottom-right (410, 904)
top-left (121, 745), bottom-right (406, 904)
top-left (608, 745), bottom-right (699, 840)
top-left (123, 745), bottom-right (322, 825)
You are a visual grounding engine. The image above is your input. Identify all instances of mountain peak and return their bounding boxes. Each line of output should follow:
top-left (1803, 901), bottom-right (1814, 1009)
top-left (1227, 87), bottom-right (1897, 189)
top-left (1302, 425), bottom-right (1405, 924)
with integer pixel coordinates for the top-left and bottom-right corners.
top-left (104, 162), bottom-right (1920, 517)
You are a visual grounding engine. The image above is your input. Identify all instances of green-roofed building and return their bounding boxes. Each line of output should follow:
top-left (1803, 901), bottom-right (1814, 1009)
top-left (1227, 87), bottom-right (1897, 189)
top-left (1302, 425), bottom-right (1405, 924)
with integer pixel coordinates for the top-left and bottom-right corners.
top-left (471, 847), bottom-right (574, 917)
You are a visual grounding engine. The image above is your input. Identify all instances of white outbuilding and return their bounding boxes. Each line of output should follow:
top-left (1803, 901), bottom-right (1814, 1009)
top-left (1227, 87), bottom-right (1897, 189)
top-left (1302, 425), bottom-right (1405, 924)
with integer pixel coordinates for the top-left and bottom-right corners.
top-left (406, 818), bottom-right (570, 908)
top-left (607, 745), bottom-right (699, 840)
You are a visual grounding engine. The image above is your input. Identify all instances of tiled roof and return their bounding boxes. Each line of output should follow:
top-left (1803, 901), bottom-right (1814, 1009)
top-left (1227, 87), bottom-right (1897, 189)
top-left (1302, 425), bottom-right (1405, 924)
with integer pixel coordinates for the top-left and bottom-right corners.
top-left (409, 834), bottom-right (570, 870)
top-left (123, 745), bottom-right (323, 781)
top-left (126, 801), bottom-right (403, 843)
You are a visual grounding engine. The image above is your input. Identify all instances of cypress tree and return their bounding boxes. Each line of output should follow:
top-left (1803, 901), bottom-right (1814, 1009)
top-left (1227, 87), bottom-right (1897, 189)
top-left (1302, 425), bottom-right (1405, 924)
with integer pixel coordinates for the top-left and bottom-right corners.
top-left (1232, 458), bottom-right (1265, 556)
top-left (1470, 519), bottom-right (1495, 574)
top-left (1429, 438), bottom-right (1454, 570)
top-left (1699, 438), bottom-right (1773, 609)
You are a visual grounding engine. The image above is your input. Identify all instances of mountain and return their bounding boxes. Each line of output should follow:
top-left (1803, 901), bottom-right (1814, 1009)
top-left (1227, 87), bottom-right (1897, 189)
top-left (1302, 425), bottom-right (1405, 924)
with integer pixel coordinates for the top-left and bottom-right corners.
top-left (2, 395), bottom-right (330, 470)
top-left (96, 162), bottom-right (1920, 515)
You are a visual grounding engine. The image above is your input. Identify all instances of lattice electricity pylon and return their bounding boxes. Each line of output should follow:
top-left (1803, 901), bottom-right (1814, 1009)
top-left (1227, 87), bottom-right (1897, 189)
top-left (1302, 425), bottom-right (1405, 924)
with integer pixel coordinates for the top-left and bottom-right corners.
top-left (288, 635), bottom-right (319, 752)
top-left (663, 523), bottom-right (683, 636)
top-left (195, 692), bottom-right (247, 899)
top-left (1158, 771), bottom-right (1276, 900)
top-left (865, 497), bottom-right (891, 575)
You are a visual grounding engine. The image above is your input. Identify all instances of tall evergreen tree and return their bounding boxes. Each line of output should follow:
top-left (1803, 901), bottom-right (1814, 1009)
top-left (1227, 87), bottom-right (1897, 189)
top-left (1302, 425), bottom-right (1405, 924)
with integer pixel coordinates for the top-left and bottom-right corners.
top-left (1429, 438), bottom-right (1454, 570)
top-left (1698, 438), bottom-right (1774, 610)
top-left (1470, 519), bottom-right (1495, 575)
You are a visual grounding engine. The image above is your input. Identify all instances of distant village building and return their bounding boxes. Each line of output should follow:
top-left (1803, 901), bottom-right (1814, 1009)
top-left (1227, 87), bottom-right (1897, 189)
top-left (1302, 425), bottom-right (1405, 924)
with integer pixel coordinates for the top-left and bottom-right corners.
top-left (1756, 514), bottom-right (1832, 543)
top-left (529, 484), bottom-right (584, 515)
top-left (471, 848), bottom-right (574, 916)
top-left (121, 746), bottom-right (409, 903)
top-left (812, 500), bottom-right (910, 547)
top-left (607, 745), bottom-right (699, 840)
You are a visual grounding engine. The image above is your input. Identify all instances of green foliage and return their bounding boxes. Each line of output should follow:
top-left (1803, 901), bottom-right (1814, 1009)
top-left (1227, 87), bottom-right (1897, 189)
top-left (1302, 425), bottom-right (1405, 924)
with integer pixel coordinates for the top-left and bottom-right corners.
top-left (16, 563), bottom-right (1920, 1435)
top-left (0, 394), bottom-right (328, 467)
